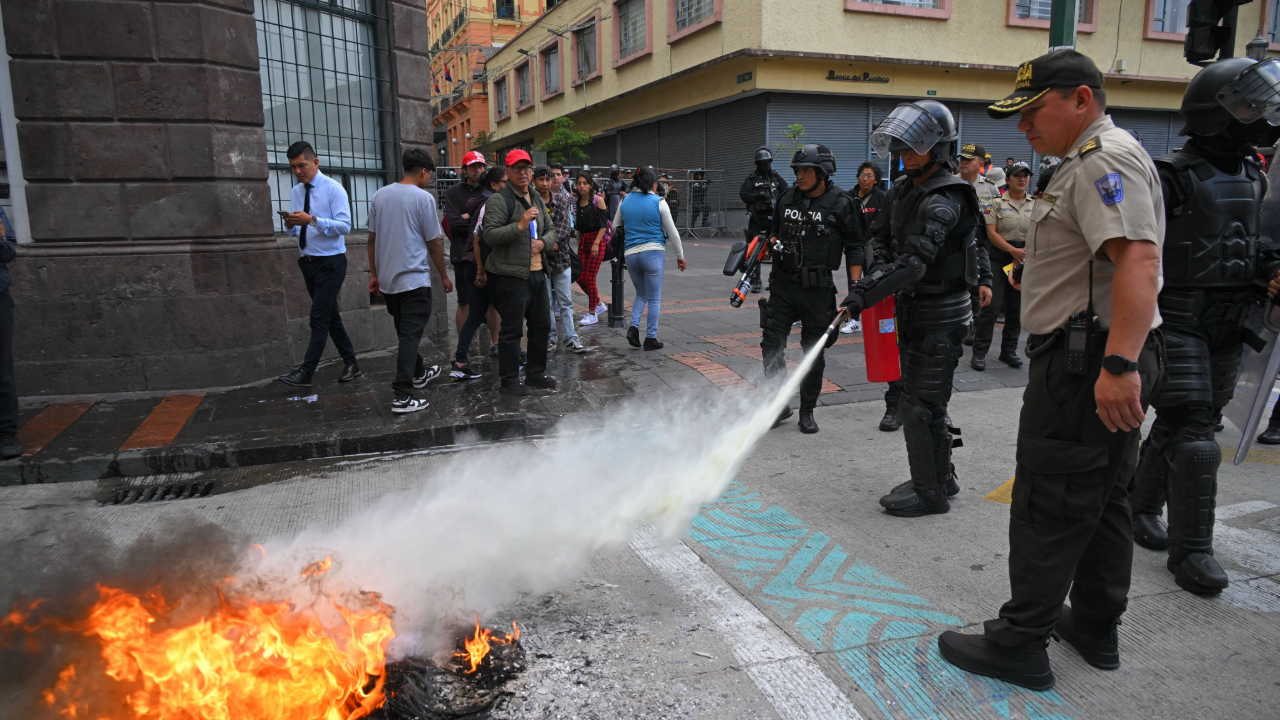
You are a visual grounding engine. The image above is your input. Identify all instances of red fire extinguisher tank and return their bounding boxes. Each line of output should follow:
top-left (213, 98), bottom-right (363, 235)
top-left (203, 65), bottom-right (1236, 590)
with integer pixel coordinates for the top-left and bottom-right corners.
top-left (862, 296), bottom-right (901, 383)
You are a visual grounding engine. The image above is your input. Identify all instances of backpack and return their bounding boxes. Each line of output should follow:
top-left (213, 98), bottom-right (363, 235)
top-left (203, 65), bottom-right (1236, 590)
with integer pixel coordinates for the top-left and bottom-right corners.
top-left (474, 191), bottom-right (518, 264)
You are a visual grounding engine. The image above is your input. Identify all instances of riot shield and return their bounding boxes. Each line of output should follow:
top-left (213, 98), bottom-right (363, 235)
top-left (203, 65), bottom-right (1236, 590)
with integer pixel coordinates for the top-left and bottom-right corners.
top-left (1223, 300), bottom-right (1280, 465)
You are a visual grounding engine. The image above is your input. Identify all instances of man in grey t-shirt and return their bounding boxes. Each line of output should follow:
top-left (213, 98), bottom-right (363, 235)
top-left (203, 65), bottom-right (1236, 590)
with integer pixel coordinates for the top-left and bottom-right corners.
top-left (368, 148), bottom-right (454, 413)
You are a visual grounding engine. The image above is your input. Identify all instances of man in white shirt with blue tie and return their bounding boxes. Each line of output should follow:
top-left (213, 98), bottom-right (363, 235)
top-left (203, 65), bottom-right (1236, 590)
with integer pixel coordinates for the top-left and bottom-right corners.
top-left (279, 141), bottom-right (361, 388)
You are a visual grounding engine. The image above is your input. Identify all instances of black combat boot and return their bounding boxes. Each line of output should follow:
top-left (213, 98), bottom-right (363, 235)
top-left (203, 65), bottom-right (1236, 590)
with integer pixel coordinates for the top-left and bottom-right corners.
top-left (1258, 422), bottom-right (1280, 445)
top-left (889, 466), bottom-right (959, 497)
top-left (1130, 425), bottom-right (1171, 550)
top-left (771, 406), bottom-right (794, 429)
top-left (879, 403), bottom-right (901, 431)
top-left (1166, 439), bottom-right (1229, 595)
top-left (937, 632), bottom-right (1054, 691)
top-left (798, 408), bottom-right (818, 434)
top-left (1053, 604), bottom-right (1120, 670)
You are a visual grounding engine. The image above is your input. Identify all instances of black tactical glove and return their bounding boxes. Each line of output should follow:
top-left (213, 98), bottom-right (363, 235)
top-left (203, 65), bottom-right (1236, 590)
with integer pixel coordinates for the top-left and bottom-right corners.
top-left (840, 288), bottom-right (865, 317)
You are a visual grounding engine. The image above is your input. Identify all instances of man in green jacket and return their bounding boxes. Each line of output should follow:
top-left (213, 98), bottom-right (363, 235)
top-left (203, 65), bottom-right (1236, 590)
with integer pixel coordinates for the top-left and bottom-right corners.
top-left (481, 149), bottom-right (559, 395)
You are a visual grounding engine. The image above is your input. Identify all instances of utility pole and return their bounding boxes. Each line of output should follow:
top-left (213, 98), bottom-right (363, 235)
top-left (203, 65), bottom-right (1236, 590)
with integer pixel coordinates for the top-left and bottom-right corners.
top-left (1048, 0), bottom-right (1079, 51)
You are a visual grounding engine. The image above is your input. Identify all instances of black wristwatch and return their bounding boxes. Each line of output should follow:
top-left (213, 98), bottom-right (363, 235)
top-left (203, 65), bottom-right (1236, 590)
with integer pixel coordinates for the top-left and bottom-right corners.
top-left (1102, 354), bottom-right (1139, 375)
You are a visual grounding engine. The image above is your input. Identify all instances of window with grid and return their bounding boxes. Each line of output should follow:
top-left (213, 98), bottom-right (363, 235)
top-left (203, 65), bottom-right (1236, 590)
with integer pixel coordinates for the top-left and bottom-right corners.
top-left (543, 45), bottom-right (561, 94)
top-left (256, 0), bottom-right (391, 233)
top-left (1152, 0), bottom-right (1191, 33)
top-left (516, 63), bottom-right (531, 107)
top-left (575, 23), bottom-right (597, 79)
top-left (674, 0), bottom-right (712, 30)
top-left (618, 0), bottom-right (646, 58)
top-left (1015, 0), bottom-right (1086, 21)
top-left (495, 77), bottom-right (509, 116)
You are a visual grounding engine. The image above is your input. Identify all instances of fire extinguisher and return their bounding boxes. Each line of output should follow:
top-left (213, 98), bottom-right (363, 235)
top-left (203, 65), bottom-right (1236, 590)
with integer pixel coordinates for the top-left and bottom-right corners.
top-left (862, 296), bottom-right (901, 383)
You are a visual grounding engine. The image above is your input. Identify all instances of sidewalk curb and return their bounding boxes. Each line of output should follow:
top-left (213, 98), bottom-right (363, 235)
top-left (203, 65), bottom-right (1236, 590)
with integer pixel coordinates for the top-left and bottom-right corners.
top-left (0, 413), bottom-right (555, 486)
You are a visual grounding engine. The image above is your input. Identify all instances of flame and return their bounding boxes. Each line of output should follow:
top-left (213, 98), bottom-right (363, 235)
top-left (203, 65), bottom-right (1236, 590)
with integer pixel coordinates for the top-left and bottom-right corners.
top-left (15, 557), bottom-right (395, 720)
top-left (454, 614), bottom-right (520, 674)
top-left (301, 555), bottom-right (333, 578)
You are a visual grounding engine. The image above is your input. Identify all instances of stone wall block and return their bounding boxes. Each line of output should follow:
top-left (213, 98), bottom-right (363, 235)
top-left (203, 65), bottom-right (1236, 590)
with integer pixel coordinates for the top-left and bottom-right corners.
top-left (391, 2), bottom-right (429, 55)
top-left (168, 125), bottom-right (270, 179)
top-left (100, 296), bottom-right (173, 356)
top-left (17, 123), bottom-right (72, 179)
top-left (153, 3), bottom-right (202, 61)
top-left (70, 123), bottom-right (168, 179)
top-left (141, 346), bottom-right (274, 390)
top-left (25, 184), bottom-right (125, 240)
top-left (2, 0), bottom-right (56, 56)
top-left (113, 63), bottom-right (210, 120)
top-left (190, 250), bottom-right (230, 294)
top-left (17, 356), bottom-right (148, 395)
top-left (12, 253), bottom-right (194, 303)
top-left (396, 97), bottom-right (433, 144)
top-left (55, 0), bottom-right (153, 59)
top-left (11, 60), bottom-right (114, 119)
top-left (207, 67), bottom-right (265, 124)
top-left (202, 6), bottom-right (259, 69)
top-left (394, 53), bottom-right (431, 101)
top-left (223, 246), bottom-right (285, 294)
top-left (193, 0), bottom-right (253, 14)
top-left (165, 292), bottom-right (284, 352)
top-left (125, 181), bottom-right (272, 238)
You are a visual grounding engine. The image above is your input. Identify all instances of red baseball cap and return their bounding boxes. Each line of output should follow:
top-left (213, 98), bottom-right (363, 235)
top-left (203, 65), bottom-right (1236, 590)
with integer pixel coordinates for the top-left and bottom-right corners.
top-left (461, 150), bottom-right (486, 167)
top-left (505, 149), bottom-right (532, 166)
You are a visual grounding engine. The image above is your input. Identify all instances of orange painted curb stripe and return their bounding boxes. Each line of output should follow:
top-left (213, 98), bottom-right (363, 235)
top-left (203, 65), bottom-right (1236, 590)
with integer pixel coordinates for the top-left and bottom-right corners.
top-left (18, 401), bottom-right (97, 456)
top-left (119, 394), bottom-right (206, 451)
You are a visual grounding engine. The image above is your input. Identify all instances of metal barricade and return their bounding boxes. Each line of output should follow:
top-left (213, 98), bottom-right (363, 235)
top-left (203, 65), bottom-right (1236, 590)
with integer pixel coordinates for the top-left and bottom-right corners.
top-left (429, 167), bottom-right (462, 210)
top-left (674, 169), bottom-right (727, 239)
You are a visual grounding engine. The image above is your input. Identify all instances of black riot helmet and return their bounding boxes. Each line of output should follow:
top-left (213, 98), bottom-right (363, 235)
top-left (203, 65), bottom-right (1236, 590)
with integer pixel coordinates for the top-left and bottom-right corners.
top-left (1183, 58), bottom-right (1280, 137)
top-left (609, 163), bottom-right (620, 179)
top-left (755, 146), bottom-right (774, 174)
top-left (790, 143), bottom-right (837, 177)
top-left (870, 100), bottom-right (959, 176)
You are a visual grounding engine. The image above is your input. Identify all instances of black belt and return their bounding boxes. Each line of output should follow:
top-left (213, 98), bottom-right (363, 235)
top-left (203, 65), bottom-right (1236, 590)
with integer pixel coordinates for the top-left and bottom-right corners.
top-left (1026, 328), bottom-right (1112, 358)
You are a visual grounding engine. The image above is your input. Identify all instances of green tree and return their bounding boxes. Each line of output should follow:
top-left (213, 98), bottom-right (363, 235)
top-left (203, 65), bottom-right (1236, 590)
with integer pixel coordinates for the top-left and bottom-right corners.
top-left (473, 130), bottom-right (496, 159)
top-left (775, 123), bottom-right (807, 155)
top-left (538, 116), bottom-right (592, 164)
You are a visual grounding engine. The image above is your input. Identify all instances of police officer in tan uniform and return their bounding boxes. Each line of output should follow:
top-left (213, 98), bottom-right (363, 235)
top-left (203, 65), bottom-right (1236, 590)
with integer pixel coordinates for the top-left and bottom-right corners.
top-left (971, 161), bottom-right (1033, 370)
top-left (959, 143), bottom-right (1000, 345)
top-left (939, 50), bottom-right (1163, 691)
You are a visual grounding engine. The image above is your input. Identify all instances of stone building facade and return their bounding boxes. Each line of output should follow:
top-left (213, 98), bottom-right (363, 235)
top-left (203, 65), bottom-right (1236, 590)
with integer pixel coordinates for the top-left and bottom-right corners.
top-left (0, 0), bottom-right (444, 396)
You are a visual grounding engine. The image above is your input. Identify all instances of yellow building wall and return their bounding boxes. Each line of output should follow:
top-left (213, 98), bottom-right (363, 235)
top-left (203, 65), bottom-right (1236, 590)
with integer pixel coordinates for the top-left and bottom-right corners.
top-left (488, 0), bottom-right (1272, 146)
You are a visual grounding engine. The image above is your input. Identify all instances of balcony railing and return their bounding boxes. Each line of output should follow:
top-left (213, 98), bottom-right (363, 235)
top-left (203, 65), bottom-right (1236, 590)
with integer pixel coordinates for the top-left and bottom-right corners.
top-left (495, 0), bottom-right (519, 21)
top-left (430, 8), bottom-right (468, 53)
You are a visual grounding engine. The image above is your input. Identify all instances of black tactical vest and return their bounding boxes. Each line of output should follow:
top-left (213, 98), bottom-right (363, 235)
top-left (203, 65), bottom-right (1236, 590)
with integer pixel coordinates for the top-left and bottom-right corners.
top-left (1156, 152), bottom-right (1265, 289)
top-left (746, 172), bottom-right (786, 231)
top-left (775, 186), bottom-right (846, 276)
top-left (886, 172), bottom-right (982, 292)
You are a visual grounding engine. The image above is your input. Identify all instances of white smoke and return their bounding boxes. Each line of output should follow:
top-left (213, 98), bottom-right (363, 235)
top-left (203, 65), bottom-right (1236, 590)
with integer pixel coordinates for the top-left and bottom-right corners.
top-left (258, 329), bottom-right (835, 657)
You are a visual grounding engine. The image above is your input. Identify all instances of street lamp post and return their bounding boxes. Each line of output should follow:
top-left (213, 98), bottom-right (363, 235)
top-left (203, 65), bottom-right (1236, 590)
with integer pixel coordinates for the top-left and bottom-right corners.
top-left (1048, 0), bottom-right (1079, 51)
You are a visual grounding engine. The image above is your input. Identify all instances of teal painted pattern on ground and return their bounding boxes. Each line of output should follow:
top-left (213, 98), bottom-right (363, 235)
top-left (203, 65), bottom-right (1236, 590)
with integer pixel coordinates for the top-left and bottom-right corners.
top-left (686, 482), bottom-right (1079, 720)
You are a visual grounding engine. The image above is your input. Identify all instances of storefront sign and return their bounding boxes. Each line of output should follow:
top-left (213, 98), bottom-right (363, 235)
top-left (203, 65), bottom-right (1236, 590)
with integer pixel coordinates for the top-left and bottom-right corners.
top-left (826, 70), bottom-right (890, 84)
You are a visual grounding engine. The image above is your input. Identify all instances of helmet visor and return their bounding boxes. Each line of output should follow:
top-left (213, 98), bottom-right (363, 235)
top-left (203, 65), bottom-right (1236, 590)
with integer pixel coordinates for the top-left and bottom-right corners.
top-left (1217, 59), bottom-right (1280, 126)
top-left (870, 104), bottom-right (945, 158)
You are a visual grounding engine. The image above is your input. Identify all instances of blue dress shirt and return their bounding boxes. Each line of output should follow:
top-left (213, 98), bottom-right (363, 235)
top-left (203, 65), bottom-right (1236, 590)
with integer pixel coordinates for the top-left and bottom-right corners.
top-left (290, 170), bottom-right (351, 257)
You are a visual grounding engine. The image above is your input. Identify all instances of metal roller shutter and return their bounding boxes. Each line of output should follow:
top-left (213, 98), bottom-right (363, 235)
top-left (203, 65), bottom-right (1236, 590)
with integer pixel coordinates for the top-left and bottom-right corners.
top-left (958, 102), bottom-right (1035, 169)
top-left (621, 123), bottom-right (659, 168)
top-left (766, 94), bottom-right (869, 191)
top-left (1108, 109), bottom-right (1176, 156)
top-left (706, 95), bottom-right (769, 208)
top-left (658, 110), bottom-right (705, 171)
top-left (589, 135), bottom-right (618, 166)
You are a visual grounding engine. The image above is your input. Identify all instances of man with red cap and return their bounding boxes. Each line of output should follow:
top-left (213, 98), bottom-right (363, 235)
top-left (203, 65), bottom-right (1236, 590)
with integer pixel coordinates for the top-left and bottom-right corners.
top-left (444, 150), bottom-right (489, 338)
top-left (480, 149), bottom-right (559, 395)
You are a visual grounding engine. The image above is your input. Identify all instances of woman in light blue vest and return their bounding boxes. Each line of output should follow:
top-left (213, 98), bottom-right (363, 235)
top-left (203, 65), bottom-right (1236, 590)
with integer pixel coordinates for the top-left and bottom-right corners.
top-left (613, 166), bottom-right (686, 350)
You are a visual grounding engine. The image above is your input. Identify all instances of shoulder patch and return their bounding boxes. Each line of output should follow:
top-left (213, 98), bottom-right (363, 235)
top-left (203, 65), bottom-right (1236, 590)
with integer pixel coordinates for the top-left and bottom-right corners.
top-left (1095, 173), bottom-right (1123, 205)
top-left (1040, 193), bottom-right (1057, 204)
top-left (1079, 137), bottom-right (1103, 157)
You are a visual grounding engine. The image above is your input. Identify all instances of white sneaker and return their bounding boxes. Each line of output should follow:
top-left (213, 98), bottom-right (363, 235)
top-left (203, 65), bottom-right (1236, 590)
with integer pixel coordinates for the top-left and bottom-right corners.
top-left (594, 303), bottom-right (608, 316)
top-left (568, 337), bottom-right (592, 354)
top-left (840, 318), bottom-right (862, 334)
top-left (548, 339), bottom-right (559, 352)
top-left (391, 395), bottom-right (429, 413)
top-left (412, 364), bottom-right (442, 389)
top-left (580, 313), bottom-right (598, 326)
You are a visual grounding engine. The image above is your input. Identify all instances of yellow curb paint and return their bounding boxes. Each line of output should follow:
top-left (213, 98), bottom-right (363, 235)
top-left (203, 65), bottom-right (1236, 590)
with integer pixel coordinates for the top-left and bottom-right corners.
top-left (985, 477), bottom-right (1016, 504)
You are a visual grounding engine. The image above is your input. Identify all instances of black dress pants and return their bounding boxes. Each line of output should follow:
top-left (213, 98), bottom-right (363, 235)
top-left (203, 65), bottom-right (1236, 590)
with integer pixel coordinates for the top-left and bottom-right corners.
top-left (0, 289), bottom-right (16, 438)
top-left (298, 253), bottom-right (356, 375)
top-left (491, 271), bottom-right (551, 386)
top-left (984, 333), bottom-right (1159, 646)
top-left (383, 286), bottom-right (432, 397)
top-left (973, 265), bottom-right (1022, 359)
top-left (760, 273), bottom-right (835, 410)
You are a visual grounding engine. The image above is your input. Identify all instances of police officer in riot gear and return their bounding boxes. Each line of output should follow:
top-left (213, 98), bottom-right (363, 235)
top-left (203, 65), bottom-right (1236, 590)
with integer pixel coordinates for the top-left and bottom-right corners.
top-left (841, 100), bottom-right (993, 517)
top-left (606, 164), bottom-right (626, 219)
top-left (741, 147), bottom-right (788, 293)
top-left (1129, 58), bottom-right (1280, 595)
top-left (762, 144), bottom-right (864, 434)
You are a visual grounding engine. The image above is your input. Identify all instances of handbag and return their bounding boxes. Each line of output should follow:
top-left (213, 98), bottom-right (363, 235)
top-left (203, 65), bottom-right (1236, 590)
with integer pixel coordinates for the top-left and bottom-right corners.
top-left (569, 248), bottom-right (583, 284)
top-left (602, 220), bottom-right (622, 262)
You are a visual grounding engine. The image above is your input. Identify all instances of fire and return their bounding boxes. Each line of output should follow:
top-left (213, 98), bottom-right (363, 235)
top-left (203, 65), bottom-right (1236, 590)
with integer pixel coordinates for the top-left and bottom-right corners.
top-left (454, 613), bottom-right (520, 674)
top-left (11, 557), bottom-right (395, 720)
top-left (301, 555), bottom-right (333, 578)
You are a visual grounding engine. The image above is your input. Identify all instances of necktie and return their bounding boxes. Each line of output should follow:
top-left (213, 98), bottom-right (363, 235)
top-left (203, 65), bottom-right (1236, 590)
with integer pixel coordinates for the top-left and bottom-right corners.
top-left (299, 183), bottom-right (313, 250)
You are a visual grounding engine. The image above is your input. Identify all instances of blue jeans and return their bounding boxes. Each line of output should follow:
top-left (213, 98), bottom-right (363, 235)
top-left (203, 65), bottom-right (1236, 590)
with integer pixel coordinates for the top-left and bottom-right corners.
top-left (546, 267), bottom-right (578, 344)
top-left (626, 250), bottom-right (665, 339)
